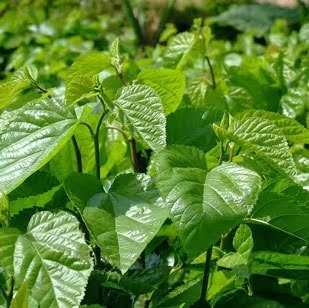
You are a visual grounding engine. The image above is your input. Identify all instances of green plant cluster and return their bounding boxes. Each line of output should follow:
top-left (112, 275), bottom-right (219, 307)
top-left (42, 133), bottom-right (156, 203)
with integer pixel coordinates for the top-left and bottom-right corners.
top-left (0, 1), bottom-right (309, 307)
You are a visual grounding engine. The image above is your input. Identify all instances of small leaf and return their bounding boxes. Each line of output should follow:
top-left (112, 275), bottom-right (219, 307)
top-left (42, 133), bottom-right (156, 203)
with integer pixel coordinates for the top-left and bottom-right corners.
top-left (113, 84), bottom-right (166, 151)
top-left (217, 224), bottom-right (253, 278)
top-left (14, 211), bottom-right (93, 308)
top-left (0, 66), bottom-right (37, 110)
top-left (0, 98), bottom-right (79, 194)
top-left (137, 69), bottom-right (186, 115)
top-left (164, 32), bottom-right (197, 69)
top-left (65, 52), bottom-right (111, 105)
top-left (110, 37), bottom-right (122, 73)
top-left (83, 173), bottom-right (168, 273)
top-left (233, 224), bottom-right (254, 257)
top-left (213, 116), bottom-right (297, 178)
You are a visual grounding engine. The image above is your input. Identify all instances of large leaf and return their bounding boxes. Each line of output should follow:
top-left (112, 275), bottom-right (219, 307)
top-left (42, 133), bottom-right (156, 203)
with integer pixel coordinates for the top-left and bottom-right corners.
top-left (154, 145), bottom-right (261, 258)
top-left (83, 173), bottom-right (168, 273)
top-left (0, 98), bottom-right (79, 194)
top-left (200, 163), bottom-right (260, 255)
top-left (0, 228), bottom-right (21, 275)
top-left (65, 52), bottom-right (111, 105)
top-left (251, 252), bottom-right (309, 280)
top-left (236, 110), bottom-right (309, 144)
top-left (113, 84), bottom-right (166, 151)
top-left (251, 188), bottom-right (309, 242)
top-left (137, 69), bottom-right (185, 115)
top-left (214, 116), bottom-right (296, 178)
top-left (14, 211), bottom-right (93, 308)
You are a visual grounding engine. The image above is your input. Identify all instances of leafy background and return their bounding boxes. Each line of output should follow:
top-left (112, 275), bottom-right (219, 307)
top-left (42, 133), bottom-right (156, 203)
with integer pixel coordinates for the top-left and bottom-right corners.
top-left (0, 0), bottom-right (308, 307)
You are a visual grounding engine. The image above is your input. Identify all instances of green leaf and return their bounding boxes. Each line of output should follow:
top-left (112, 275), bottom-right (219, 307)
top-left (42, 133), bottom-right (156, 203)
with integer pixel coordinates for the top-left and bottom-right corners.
top-left (213, 116), bottom-right (296, 178)
top-left (0, 228), bottom-right (21, 275)
top-left (14, 211), bottom-right (93, 308)
top-left (113, 84), bottom-right (166, 151)
top-left (0, 66), bottom-right (37, 110)
top-left (64, 172), bottom-right (103, 211)
top-left (217, 224), bottom-right (253, 278)
top-left (200, 164), bottom-right (260, 256)
top-left (164, 32), bottom-right (197, 69)
top-left (166, 108), bottom-right (216, 151)
top-left (10, 282), bottom-right (29, 308)
top-left (110, 37), bottom-right (121, 73)
top-left (293, 149), bottom-right (309, 190)
top-left (0, 98), bottom-right (79, 194)
top-left (9, 184), bottom-right (62, 217)
top-left (251, 188), bottom-right (309, 242)
top-left (103, 266), bottom-right (170, 295)
top-left (235, 110), bottom-right (309, 144)
top-left (83, 173), bottom-right (168, 274)
top-left (188, 78), bottom-right (208, 108)
top-left (154, 145), bottom-right (261, 259)
top-left (251, 251), bottom-right (309, 280)
top-left (151, 276), bottom-right (202, 308)
top-left (0, 193), bottom-right (9, 226)
top-left (137, 69), bottom-right (186, 115)
top-left (65, 52), bottom-right (111, 105)
top-left (233, 224), bottom-right (254, 257)
top-left (226, 65), bottom-right (282, 111)
top-left (49, 141), bottom-right (77, 181)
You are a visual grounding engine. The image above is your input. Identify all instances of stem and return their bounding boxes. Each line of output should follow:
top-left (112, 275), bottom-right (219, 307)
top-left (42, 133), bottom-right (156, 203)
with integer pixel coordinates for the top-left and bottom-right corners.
top-left (129, 138), bottom-right (141, 173)
top-left (71, 135), bottom-right (82, 173)
top-left (218, 141), bottom-right (224, 165)
top-left (106, 125), bottom-right (129, 141)
top-left (34, 81), bottom-right (48, 93)
top-left (228, 142), bottom-right (235, 163)
top-left (7, 277), bottom-right (14, 307)
top-left (200, 246), bottom-right (213, 302)
top-left (122, 0), bottom-right (144, 45)
top-left (80, 122), bottom-right (95, 137)
top-left (205, 56), bottom-right (216, 89)
top-left (94, 99), bottom-right (107, 180)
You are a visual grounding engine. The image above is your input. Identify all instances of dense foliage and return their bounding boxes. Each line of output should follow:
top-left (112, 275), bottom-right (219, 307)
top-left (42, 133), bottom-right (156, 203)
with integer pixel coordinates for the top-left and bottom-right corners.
top-left (0, 1), bottom-right (309, 307)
